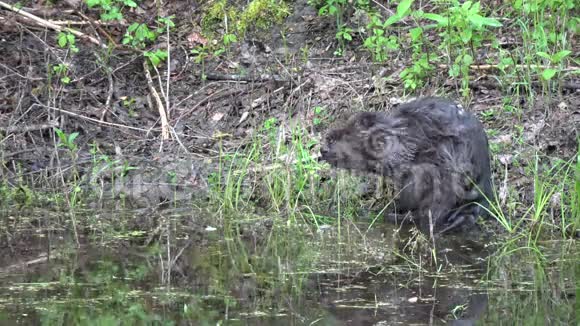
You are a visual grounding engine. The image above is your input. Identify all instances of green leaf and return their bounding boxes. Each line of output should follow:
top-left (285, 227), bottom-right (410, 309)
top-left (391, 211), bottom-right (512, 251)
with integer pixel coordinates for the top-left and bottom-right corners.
top-left (68, 132), bottom-right (79, 143)
top-left (469, 1), bottom-right (480, 14)
top-left (363, 38), bottom-right (373, 48)
top-left (148, 55), bottom-right (160, 67)
top-left (124, 0), bottom-right (137, 7)
top-left (553, 50), bottom-right (571, 63)
top-left (384, 14), bottom-right (402, 27)
top-left (127, 23), bottom-right (139, 33)
top-left (449, 64), bottom-right (460, 77)
top-left (399, 68), bottom-right (410, 78)
top-left (58, 33), bottom-right (67, 48)
top-left (54, 127), bottom-right (65, 141)
top-left (86, 0), bottom-right (100, 8)
top-left (536, 51), bottom-right (551, 60)
top-left (469, 15), bottom-right (503, 28)
top-left (155, 50), bottom-right (168, 60)
top-left (397, 0), bottom-right (414, 16)
top-left (409, 27), bottom-right (423, 41)
top-left (542, 69), bottom-right (557, 80)
top-left (481, 17), bottom-right (503, 27)
top-left (102, 7), bottom-right (122, 21)
top-left (462, 1), bottom-right (473, 10)
top-left (460, 29), bottom-right (472, 43)
top-left (423, 13), bottom-right (448, 26)
top-left (462, 54), bottom-right (474, 65)
top-left (66, 34), bottom-right (76, 45)
top-left (328, 5), bottom-right (338, 15)
top-left (147, 30), bottom-right (157, 41)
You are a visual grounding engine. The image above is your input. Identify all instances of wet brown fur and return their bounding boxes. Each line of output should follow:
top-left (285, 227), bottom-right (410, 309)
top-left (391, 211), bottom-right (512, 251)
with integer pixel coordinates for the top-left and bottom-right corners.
top-left (320, 97), bottom-right (493, 234)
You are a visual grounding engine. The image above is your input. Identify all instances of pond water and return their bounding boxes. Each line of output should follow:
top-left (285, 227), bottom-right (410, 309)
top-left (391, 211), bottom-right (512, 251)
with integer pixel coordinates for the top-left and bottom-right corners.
top-left (0, 207), bottom-right (577, 325)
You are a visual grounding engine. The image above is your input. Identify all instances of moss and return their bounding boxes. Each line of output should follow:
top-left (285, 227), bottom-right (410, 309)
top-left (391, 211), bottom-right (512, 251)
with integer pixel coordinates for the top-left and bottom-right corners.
top-left (201, 0), bottom-right (291, 42)
top-left (238, 0), bottom-right (291, 36)
top-left (201, 0), bottom-right (239, 37)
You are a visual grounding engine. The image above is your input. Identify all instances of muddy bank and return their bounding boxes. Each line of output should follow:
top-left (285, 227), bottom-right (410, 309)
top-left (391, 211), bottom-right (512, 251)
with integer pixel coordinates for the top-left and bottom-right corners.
top-left (0, 0), bottom-right (579, 235)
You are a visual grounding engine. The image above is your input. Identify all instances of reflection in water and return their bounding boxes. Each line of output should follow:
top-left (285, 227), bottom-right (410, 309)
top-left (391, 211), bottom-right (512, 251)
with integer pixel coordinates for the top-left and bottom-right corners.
top-left (0, 208), bottom-right (576, 325)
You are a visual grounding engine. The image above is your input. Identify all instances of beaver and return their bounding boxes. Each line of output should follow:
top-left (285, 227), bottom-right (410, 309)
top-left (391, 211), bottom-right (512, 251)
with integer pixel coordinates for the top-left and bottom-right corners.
top-left (320, 97), bottom-right (493, 234)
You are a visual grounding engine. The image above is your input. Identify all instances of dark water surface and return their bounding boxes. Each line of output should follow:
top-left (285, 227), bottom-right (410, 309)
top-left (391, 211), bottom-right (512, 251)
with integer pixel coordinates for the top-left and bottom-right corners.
top-left (0, 207), bottom-right (577, 325)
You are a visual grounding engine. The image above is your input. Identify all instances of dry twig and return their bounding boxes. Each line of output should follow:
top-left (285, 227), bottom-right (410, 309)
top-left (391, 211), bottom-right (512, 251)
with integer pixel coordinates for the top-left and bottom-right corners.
top-left (143, 60), bottom-right (171, 140)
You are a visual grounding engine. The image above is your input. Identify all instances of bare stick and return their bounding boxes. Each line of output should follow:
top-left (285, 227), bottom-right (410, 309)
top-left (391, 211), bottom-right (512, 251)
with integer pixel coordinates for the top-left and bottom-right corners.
top-left (0, 121), bottom-right (58, 133)
top-left (33, 103), bottom-right (151, 133)
top-left (143, 60), bottom-right (171, 140)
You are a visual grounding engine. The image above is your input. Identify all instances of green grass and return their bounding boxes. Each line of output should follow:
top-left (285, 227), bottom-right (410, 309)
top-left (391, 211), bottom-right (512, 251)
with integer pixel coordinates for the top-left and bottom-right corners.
top-left (206, 113), bottom-right (579, 243)
top-left (479, 149), bottom-right (580, 239)
top-left (207, 117), bottom-right (365, 225)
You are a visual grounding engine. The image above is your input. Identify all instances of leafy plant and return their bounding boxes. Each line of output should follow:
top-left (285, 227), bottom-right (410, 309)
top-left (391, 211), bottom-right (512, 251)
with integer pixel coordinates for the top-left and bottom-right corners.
top-left (124, 16), bottom-right (173, 49)
top-left (318, 0), bottom-right (347, 17)
top-left (335, 24), bottom-right (354, 55)
top-left (312, 106), bottom-right (328, 126)
top-left (421, 0), bottom-right (502, 96)
top-left (191, 45), bottom-right (211, 80)
top-left (223, 33), bottom-right (238, 47)
top-left (57, 32), bottom-right (79, 53)
top-left (123, 23), bottom-right (156, 48)
top-left (121, 96), bottom-right (138, 117)
top-left (536, 50), bottom-right (572, 81)
top-left (144, 49), bottom-right (168, 67)
top-left (400, 53), bottom-right (434, 90)
top-left (52, 64), bottom-right (71, 84)
top-left (85, 0), bottom-right (137, 21)
top-left (363, 15), bottom-right (400, 61)
top-left (54, 128), bottom-right (79, 152)
top-left (317, 0), bottom-right (351, 56)
top-left (399, 27), bottom-right (435, 90)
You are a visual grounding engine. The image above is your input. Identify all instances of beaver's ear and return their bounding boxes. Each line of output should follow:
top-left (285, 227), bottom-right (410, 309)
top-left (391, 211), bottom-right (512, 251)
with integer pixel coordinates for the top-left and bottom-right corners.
top-left (352, 112), bottom-right (379, 130)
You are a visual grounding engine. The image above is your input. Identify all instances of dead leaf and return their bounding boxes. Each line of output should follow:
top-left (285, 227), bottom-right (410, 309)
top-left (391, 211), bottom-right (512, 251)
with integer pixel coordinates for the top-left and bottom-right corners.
top-left (557, 101), bottom-right (568, 110)
top-left (187, 32), bottom-right (208, 48)
top-left (496, 154), bottom-right (513, 165)
top-left (239, 111), bottom-right (249, 124)
top-left (211, 112), bottom-right (225, 122)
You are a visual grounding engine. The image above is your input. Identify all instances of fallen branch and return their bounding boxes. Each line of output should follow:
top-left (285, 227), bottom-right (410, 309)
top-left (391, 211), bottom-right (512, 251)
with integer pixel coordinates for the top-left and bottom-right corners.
top-left (205, 72), bottom-right (290, 83)
top-left (33, 103), bottom-right (150, 133)
top-left (0, 120), bottom-right (58, 133)
top-left (0, 0), bottom-right (103, 47)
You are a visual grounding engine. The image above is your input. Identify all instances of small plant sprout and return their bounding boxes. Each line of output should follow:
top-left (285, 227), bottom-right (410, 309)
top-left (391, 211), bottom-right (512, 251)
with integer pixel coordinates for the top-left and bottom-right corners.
top-left (536, 50), bottom-right (572, 81)
top-left (54, 127), bottom-right (79, 152)
top-left (57, 32), bottom-right (79, 53)
top-left (123, 23), bottom-right (157, 49)
top-left (144, 50), bottom-right (168, 68)
top-left (85, 0), bottom-right (138, 21)
top-left (52, 64), bottom-right (71, 84)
